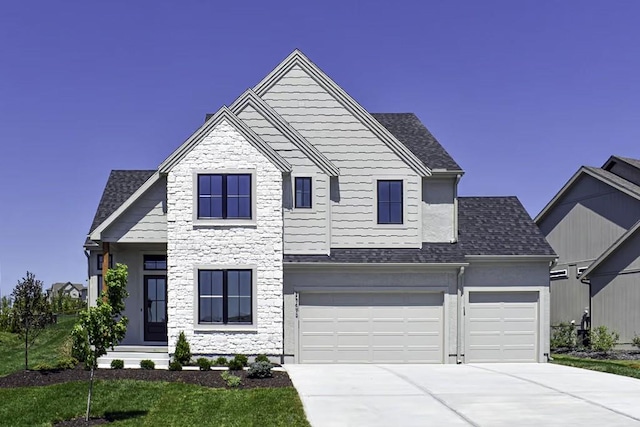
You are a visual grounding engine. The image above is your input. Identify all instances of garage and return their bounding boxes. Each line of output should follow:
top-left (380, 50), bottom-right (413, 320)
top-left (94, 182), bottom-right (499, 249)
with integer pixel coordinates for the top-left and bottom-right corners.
top-left (298, 291), bottom-right (444, 363)
top-left (465, 291), bottom-right (539, 363)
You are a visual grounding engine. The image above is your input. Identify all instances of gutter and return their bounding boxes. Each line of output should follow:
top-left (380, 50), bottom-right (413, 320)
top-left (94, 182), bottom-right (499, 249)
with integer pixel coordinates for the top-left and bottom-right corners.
top-left (456, 266), bottom-right (465, 364)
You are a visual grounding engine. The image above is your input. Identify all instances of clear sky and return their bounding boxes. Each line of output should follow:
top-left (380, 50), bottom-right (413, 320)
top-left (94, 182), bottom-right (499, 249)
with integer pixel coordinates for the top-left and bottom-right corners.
top-left (1, 1), bottom-right (639, 295)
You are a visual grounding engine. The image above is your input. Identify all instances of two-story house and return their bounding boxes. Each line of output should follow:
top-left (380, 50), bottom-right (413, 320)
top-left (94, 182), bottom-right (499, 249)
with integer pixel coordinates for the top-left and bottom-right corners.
top-left (536, 156), bottom-right (640, 345)
top-left (85, 50), bottom-right (555, 366)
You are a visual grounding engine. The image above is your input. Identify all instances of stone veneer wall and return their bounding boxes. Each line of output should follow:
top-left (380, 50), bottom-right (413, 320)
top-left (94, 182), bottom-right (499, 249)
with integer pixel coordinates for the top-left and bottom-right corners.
top-left (166, 120), bottom-right (283, 355)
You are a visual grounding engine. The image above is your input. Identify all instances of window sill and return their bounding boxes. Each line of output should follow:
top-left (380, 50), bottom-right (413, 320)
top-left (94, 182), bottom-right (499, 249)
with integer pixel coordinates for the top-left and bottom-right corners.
top-left (193, 218), bottom-right (257, 227)
top-left (194, 324), bottom-right (257, 333)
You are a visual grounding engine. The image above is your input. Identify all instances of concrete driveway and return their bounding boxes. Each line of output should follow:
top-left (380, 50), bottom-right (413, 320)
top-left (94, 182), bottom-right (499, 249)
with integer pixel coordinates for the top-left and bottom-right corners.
top-left (285, 363), bottom-right (640, 427)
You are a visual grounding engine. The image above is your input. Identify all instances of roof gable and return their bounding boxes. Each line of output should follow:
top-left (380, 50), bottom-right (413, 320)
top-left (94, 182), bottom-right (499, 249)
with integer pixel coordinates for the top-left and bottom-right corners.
top-left (253, 50), bottom-right (431, 177)
top-left (229, 89), bottom-right (339, 176)
top-left (581, 218), bottom-right (640, 279)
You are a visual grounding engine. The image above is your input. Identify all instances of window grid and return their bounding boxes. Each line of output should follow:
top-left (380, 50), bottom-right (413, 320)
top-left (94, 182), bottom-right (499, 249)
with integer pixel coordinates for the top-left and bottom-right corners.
top-left (144, 255), bottom-right (167, 270)
top-left (377, 180), bottom-right (403, 224)
top-left (295, 177), bottom-right (312, 208)
top-left (198, 174), bottom-right (251, 219)
top-left (198, 269), bottom-right (252, 325)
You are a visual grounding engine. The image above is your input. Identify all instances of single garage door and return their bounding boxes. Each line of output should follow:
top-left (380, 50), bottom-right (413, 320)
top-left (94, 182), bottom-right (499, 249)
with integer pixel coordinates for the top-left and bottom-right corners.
top-left (466, 291), bottom-right (538, 363)
top-left (298, 292), bottom-right (444, 363)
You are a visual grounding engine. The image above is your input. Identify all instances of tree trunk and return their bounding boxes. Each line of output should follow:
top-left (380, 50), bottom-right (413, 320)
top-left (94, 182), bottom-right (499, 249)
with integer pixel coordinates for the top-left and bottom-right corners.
top-left (86, 366), bottom-right (95, 422)
top-left (24, 324), bottom-right (28, 371)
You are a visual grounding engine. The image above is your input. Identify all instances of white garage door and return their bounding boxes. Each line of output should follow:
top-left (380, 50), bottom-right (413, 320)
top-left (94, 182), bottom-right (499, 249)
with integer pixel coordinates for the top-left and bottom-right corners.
top-left (466, 291), bottom-right (538, 363)
top-left (298, 292), bottom-right (444, 363)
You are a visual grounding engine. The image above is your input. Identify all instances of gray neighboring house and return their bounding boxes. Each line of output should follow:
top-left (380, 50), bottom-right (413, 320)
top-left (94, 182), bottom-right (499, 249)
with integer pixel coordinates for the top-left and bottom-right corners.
top-left (536, 155), bottom-right (640, 345)
top-left (47, 282), bottom-right (87, 302)
top-left (85, 50), bottom-right (555, 366)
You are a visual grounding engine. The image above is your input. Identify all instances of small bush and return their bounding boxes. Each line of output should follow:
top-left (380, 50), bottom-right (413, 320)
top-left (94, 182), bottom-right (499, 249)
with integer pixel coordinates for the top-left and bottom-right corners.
top-left (228, 358), bottom-right (244, 371)
top-left (550, 322), bottom-right (577, 350)
top-left (55, 357), bottom-right (78, 370)
top-left (247, 361), bottom-right (273, 379)
top-left (233, 354), bottom-right (248, 367)
top-left (110, 359), bottom-right (124, 370)
top-left (174, 331), bottom-right (192, 365)
top-left (221, 371), bottom-right (241, 387)
top-left (140, 359), bottom-right (155, 370)
top-left (70, 325), bottom-right (89, 363)
top-left (254, 354), bottom-right (270, 363)
top-left (632, 334), bottom-right (640, 349)
top-left (169, 360), bottom-right (182, 371)
top-left (590, 326), bottom-right (619, 352)
top-left (33, 363), bottom-right (55, 371)
top-left (197, 357), bottom-right (212, 371)
top-left (213, 356), bottom-right (228, 367)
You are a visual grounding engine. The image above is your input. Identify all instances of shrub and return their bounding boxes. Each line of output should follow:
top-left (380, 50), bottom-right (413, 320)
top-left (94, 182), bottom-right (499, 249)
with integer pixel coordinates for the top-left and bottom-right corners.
top-left (227, 358), bottom-right (244, 371)
top-left (221, 371), bottom-right (241, 387)
top-left (550, 322), bottom-right (577, 350)
top-left (213, 356), bottom-right (228, 367)
top-left (110, 359), bottom-right (124, 370)
top-left (197, 357), bottom-right (212, 371)
top-left (140, 359), bottom-right (155, 370)
top-left (56, 357), bottom-right (78, 370)
top-left (632, 334), bottom-right (640, 349)
top-left (169, 360), bottom-right (182, 371)
top-left (590, 326), bottom-right (619, 352)
top-left (33, 363), bottom-right (55, 371)
top-left (71, 325), bottom-right (89, 364)
top-left (247, 361), bottom-right (273, 379)
top-left (254, 354), bottom-right (270, 363)
top-left (233, 354), bottom-right (248, 367)
top-left (174, 331), bottom-right (192, 365)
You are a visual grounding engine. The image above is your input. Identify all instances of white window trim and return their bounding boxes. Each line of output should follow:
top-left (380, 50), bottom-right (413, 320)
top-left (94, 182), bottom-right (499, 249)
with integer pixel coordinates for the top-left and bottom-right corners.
top-left (372, 176), bottom-right (409, 229)
top-left (193, 264), bottom-right (258, 332)
top-left (576, 266), bottom-right (588, 277)
top-left (192, 169), bottom-right (257, 227)
top-left (550, 269), bottom-right (568, 280)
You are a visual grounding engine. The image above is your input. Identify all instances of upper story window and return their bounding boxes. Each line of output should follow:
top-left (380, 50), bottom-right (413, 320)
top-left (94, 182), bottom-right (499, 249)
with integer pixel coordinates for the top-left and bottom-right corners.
top-left (198, 269), bottom-right (252, 324)
top-left (144, 254), bottom-right (167, 270)
top-left (377, 180), bottom-right (403, 224)
top-left (295, 177), bottom-right (312, 208)
top-left (198, 174), bottom-right (251, 219)
top-left (550, 269), bottom-right (568, 280)
top-left (97, 254), bottom-right (113, 271)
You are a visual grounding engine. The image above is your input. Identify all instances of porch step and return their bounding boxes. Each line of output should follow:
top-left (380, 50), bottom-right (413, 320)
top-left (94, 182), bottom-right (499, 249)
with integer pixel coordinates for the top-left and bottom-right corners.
top-left (97, 346), bottom-right (169, 369)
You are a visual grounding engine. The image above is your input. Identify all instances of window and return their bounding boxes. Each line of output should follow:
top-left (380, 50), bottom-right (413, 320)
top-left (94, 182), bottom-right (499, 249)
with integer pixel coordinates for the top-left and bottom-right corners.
top-left (198, 270), bottom-right (252, 324)
top-left (144, 255), bottom-right (167, 270)
top-left (97, 254), bottom-right (113, 271)
top-left (550, 269), bottom-right (568, 280)
top-left (295, 177), bottom-right (312, 208)
top-left (97, 275), bottom-right (103, 298)
top-left (377, 180), bottom-right (403, 224)
top-left (198, 174), bottom-right (251, 219)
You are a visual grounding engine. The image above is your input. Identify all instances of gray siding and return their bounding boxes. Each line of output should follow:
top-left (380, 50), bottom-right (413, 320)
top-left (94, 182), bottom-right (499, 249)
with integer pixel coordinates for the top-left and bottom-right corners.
top-left (422, 177), bottom-right (455, 242)
top-left (102, 177), bottom-right (167, 243)
top-left (538, 174), bottom-right (640, 265)
top-left (261, 65), bottom-right (422, 248)
top-left (549, 266), bottom-right (590, 325)
top-left (591, 231), bottom-right (640, 343)
top-left (236, 104), bottom-right (330, 254)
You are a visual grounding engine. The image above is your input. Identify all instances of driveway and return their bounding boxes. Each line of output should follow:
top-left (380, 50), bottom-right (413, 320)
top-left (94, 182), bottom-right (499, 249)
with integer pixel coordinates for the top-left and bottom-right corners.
top-left (285, 363), bottom-right (640, 427)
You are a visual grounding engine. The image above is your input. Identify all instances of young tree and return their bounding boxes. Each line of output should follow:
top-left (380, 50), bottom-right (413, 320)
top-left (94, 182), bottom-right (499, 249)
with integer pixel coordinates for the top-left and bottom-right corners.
top-left (11, 272), bottom-right (52, 370)
top-left (72, 263), bottom-right (129, 421)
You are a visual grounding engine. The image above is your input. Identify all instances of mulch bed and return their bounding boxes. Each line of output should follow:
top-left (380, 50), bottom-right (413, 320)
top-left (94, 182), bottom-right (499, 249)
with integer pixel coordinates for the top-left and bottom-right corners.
top-left (554, 349), bottom-right (640, 360)
top-left (0, 365), bottom-right (293, 389)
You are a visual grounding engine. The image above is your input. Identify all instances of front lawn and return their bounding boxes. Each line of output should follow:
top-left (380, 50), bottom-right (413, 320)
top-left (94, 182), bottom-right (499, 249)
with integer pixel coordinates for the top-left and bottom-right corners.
top-left (0, 380), bottom-right (310, 426)
top-left (552, 354), bottom-right (640, 379)
top-left (0, 314), bottom-right (77, 376)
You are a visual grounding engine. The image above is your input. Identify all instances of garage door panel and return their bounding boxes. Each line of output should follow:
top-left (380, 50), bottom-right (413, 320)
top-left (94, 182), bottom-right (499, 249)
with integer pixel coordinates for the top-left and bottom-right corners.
top-left (299, 291), bottom-right (444, 363)
top-left (466, 291), bottom-right (538, 363)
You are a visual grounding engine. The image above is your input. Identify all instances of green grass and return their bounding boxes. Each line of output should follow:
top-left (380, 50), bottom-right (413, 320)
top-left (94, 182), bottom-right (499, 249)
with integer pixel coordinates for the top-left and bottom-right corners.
top-left (0, 315), bottom-right (77, 375)
top-left (552, 354), bottom-right (640, 379)
top-left (0, 380), bottom-right (310, 427)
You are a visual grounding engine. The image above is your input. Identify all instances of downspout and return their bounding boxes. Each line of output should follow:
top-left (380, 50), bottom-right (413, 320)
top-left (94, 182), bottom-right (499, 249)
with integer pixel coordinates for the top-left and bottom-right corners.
top-left (456, 266), bottom-right (465, 364)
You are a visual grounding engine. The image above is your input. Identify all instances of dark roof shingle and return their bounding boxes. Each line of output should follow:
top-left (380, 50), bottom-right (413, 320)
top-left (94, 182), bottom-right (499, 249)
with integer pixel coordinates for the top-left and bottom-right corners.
top-left (372, 113), bottom-right (462, 171)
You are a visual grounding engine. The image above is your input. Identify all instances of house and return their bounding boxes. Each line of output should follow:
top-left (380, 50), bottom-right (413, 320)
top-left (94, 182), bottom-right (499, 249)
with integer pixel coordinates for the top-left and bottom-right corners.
top-left (536, 156), bottom-right (640, 345)
top-left (47, 282), bottom-right (87, 302)
top-left (85, 50), bottom-right (555, 365)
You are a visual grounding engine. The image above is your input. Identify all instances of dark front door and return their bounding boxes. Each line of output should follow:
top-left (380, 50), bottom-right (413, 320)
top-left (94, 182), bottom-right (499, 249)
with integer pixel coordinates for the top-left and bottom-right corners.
top-left (144, 276), bottom-right (167, 342)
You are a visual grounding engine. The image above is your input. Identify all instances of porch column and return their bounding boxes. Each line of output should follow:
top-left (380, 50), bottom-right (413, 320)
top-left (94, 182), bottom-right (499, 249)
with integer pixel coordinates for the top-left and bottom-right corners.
top-left (102, 242), bottom-right (110, 296)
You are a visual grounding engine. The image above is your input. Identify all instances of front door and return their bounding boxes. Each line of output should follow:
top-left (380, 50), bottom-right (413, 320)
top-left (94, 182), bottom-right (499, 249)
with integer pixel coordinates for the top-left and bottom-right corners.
top-left (144, 276), bottom-right (167, 342)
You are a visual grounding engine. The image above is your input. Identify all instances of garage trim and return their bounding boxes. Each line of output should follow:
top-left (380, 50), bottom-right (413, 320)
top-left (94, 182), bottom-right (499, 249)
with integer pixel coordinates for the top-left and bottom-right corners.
top-left (294, 286), bottom-right (449, 364)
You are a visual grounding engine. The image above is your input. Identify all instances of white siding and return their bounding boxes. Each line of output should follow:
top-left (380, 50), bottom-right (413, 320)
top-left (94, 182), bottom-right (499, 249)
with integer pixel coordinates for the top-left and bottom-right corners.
top-left (261, 65), bottom-right (422, 248)
top-left (102, 177), bottom-right (167, 243)
top-left (422, 177), bottom-right (455, 242)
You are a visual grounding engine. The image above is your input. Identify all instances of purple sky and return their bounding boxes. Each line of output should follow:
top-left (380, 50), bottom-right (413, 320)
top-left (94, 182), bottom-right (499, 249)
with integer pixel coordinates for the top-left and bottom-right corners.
top-left (1, 1), bottom-right (639, 295)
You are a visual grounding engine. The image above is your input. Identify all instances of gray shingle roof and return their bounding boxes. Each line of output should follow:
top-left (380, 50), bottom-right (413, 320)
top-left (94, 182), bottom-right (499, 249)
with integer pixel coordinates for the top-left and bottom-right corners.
top-left (88, 170), bottom-right (156, 235)
top-left (372, 113), bottom-right (462, 171)
top-left (458, 197), bottom-right (556, 256)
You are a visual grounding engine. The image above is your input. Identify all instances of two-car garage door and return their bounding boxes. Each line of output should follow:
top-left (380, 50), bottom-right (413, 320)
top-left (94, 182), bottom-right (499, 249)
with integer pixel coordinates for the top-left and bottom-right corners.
top-left (298, 292), bottom-right (444, 363)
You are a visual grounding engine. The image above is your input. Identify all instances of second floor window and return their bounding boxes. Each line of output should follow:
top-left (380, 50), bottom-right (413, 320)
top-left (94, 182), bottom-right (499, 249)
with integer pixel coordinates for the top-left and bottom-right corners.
top-left (295, 177), bottom-right (312, 208)
top-left (377, 180), bottom-right (403, 224)
top-left (198, 174), bottom-right (251, 219)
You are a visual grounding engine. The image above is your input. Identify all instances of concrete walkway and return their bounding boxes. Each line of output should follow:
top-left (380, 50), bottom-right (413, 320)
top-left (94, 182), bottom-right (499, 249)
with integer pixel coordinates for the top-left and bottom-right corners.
top-left (285, 363), bottom-right (640, 427)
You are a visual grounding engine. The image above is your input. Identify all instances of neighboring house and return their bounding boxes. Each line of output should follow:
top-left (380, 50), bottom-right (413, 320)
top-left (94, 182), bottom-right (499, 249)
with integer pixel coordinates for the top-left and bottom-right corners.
top-left (536, 156), bottom-right (640, 345)
top-left (47, 282), bottom-right (87, 302)
top-left (85, 50), bottom-right (555, 364)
